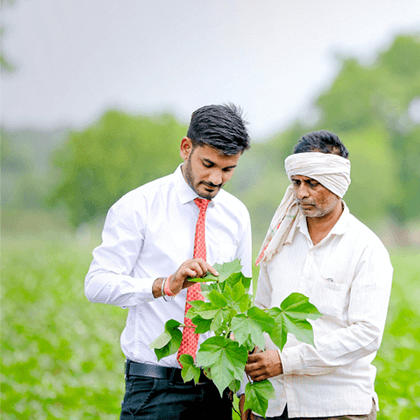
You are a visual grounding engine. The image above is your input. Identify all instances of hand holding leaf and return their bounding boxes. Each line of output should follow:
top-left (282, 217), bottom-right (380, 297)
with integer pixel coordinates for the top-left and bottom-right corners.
top-left (149, 259), bottom-right (322, 417)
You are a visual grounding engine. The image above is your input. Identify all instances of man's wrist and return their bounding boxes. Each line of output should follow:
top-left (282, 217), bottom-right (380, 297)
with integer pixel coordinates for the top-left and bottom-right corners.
top-left (162, 275), bottom-right (175, 302)
top-left (152, 277), bottom-right (164, 298)
top-left (163, 275), bottom-right (174, 296)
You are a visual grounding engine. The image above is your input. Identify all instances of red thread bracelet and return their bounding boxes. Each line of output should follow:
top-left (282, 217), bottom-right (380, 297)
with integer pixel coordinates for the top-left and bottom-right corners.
top-left (163, 275), bottom-right (174, 296)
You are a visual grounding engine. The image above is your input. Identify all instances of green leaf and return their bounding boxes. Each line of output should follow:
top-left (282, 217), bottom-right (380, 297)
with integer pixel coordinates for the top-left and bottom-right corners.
top-left (201, 258), bottom-right (243, 283)
top-left (241, 276), bottom-right (252, 291)
top-left (180, 354), bottom-right (201, 384)
top-left (238, 294), bottom-right (252, 312)
top-left (187, 301), bottom-right (219, 320)
top-left (208, 290), bottom-right (228, 308)
top-left (149, 329), bottom-right (171, 350)
top-left (231, 307), bottom-right (275, 350)
top-left (244, 380), bottom-right (275, 417)
top-left (241, 336), bottom-right (256, 352)
top-left (149, 319), bottom-right (182, 361)
top-left (189, 315), bottom-right (212, 334)
top-left (267, 309), bottom-right (288, 351)
top-left (203, 367), bottom-right (212, 380)
top-left (188, 275), bottom-right (211, 283)
top-left (224, 282), bottom-right (252, 312)
top-left (222, 282), bottom-right (240, 302)
top-left (196, 336), bottom-right (247, 396)
top-left (268, 293), bottom-right (322, 351)
top-left (200, 283), bottom-right (213, 292)
top-left (281, 293), bottom-right (322, 320)
top-left (225, 271), bottom-right (252, 292)
top-left (210, 309), bottom-right (224, 332)
top-left (228, 379), bottom-right (241, 393)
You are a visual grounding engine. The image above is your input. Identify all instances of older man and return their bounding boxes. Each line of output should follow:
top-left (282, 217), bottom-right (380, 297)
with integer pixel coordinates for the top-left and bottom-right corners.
top-left (244, 130), bottom-right (392, 420)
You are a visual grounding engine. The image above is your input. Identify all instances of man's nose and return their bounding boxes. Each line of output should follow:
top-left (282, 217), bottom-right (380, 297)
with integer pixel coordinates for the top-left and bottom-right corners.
top-left (296, 184), bottom-right (309, 199)
top-left (208, 169), bottom-right (223, 186)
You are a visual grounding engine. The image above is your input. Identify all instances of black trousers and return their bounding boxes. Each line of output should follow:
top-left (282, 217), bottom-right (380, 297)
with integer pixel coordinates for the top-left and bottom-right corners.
top-left (120, 364), bottom-right (232, 419)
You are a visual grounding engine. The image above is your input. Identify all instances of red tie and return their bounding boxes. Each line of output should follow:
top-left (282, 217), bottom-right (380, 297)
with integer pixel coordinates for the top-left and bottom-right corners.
top-left (177, 198), bottom-right (210, 364)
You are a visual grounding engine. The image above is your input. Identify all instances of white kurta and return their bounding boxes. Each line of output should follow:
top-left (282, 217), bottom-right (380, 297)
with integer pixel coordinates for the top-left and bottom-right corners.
top-left (255, 205), bottom-right (393, 418)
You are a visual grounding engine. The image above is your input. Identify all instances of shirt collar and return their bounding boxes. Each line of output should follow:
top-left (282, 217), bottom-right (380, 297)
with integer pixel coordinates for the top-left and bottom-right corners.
top-left (297, 201), bottom-right (349, 241)
top-left (173, 164), bottom-right (217, 207)
top-left (330, 201), bottom-right (349, 235)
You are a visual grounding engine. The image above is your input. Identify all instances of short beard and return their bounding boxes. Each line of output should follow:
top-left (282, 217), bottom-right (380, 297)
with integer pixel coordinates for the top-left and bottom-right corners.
top-left (297, 194), bottom-right (340, 218)
top-left (183, 156), bottom-right (215, 199)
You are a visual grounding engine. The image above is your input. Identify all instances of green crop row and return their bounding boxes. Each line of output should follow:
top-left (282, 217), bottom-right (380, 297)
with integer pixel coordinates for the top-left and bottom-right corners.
top-left (1, 235), bottom-right (419, 419)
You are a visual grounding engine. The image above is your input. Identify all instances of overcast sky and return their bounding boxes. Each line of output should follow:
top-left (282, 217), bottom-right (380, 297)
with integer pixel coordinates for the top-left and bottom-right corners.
top-left (1, 0), bottom-right (419, 139)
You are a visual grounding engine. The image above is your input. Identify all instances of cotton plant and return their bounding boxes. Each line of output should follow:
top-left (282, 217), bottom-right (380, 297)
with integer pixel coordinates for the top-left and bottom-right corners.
top-left (150, 259), bottom-right (322, 417)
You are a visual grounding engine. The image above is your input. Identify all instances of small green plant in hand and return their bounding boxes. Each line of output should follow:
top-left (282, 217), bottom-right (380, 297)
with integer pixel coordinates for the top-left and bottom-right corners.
top-left (150, 259), bottom-right (322, 417)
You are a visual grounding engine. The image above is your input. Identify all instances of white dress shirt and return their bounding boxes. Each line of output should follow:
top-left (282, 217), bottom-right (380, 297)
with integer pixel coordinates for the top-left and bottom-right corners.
top-left (85, 165), bottom-right (252, 367)
top-left (255, 204), bottom-right (393, 418)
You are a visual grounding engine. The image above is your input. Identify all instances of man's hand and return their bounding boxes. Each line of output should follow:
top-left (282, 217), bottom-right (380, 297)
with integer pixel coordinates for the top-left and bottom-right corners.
top-left (245, 350), bottom-right (283, 382)
top-left (239, 393), bottom-right (254, 420)
top-left (152, 258), bottom-right (219, 298)
top-left (170, 258), bottom-right (219, 294)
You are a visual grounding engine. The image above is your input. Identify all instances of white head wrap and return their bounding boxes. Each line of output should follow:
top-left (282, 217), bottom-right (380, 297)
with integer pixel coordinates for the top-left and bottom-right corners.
top-left (256, 152), bottom-right (351, 265)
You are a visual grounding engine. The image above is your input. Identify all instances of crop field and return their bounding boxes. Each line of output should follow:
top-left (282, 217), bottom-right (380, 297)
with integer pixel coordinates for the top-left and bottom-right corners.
top-left (1, 234), bottom-right (419, 419)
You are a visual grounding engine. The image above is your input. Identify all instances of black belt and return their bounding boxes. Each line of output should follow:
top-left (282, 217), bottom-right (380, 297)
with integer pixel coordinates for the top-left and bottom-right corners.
top-left (125, 360), bottom-right (211, 385)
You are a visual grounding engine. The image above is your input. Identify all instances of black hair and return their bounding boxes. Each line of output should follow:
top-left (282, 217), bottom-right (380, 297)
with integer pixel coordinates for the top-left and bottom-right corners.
top-left (293, 130), bottom-right (349, 158)
top-left (187, 104), bottom-right (250, 155)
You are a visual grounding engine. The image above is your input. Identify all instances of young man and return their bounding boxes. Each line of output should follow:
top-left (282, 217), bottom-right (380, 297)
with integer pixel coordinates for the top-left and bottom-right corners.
top-left (85, 104), bottom-right (252, 419)
top-left (244, 131), bottom-right (392, 420)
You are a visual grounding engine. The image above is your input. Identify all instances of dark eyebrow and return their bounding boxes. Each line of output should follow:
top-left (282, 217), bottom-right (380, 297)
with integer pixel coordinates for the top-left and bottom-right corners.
top-left (202, 158), bottom-right (237, 170)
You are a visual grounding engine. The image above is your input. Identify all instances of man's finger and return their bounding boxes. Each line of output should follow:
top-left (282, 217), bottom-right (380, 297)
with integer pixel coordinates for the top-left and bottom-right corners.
top-left (209, 267), bottom-right (220, 276)
top-left (189, 263), bottom-right (205, 278)
top-left (246, 364), bottom-right (263, 376)
top-left (186, 267), bottom-right (203, 278)
top-left (247, 353), bottom-right (261, 363)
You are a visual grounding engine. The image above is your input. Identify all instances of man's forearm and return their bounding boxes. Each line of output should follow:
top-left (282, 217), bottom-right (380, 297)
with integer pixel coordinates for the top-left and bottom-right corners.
top-left (152, 277), bottom-right (165, 298)
top-left (85, 271), bottom-right (156, 306)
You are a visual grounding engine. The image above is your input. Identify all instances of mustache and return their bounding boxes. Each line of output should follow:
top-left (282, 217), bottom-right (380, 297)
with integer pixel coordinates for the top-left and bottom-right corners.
top-left (296, 200), bottom-right (315, 206)
top-left (202, 181), bottom-right (223, 189)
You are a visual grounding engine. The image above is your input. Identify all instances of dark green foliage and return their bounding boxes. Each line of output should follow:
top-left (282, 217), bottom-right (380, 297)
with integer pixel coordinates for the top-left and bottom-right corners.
top-left (47, 111), bottom-right (187, 227)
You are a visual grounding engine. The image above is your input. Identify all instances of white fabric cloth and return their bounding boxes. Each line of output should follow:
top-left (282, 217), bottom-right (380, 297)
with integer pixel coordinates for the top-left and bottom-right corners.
top-left (85, 165), bottom-right (252, 367)
top-left (254, 204), bottom-right (393, 418)
top-left (285, 152), bottom-right (351, 198)
top-left (256, 152), bottom-right (351, 265)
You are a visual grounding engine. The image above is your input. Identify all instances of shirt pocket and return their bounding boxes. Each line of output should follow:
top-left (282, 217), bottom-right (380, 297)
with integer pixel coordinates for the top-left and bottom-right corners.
top-left (307, 275), bottom-right (349, 320)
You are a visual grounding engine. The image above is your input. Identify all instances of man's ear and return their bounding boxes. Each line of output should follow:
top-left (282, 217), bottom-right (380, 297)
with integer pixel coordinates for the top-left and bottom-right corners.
top-left (180, 137), bottom-right (193, 161)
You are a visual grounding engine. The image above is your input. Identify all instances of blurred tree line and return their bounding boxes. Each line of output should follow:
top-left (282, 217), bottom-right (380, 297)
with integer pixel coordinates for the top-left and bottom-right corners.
top-left (236, 34), bottom-right (420, 245)
top-left (46, 112), bottom-right (186, 227)
top-left (2, 33), bottom-right (420, 246)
